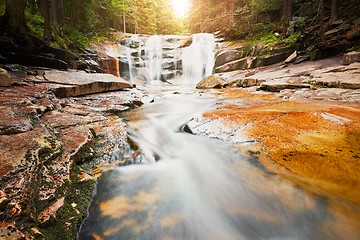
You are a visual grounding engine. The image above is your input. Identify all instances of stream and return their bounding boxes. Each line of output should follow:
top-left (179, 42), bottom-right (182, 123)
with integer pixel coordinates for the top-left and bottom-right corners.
top-left (78, 34), bottom-right (360, 240)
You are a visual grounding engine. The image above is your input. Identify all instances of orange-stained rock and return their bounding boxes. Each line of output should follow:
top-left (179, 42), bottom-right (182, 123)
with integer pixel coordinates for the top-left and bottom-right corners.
top-left (197, 88), bottom-right (360, 205)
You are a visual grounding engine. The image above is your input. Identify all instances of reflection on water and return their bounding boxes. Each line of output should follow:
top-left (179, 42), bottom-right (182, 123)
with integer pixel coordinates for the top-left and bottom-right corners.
top-left (79, 85), bottom-right (360, 240)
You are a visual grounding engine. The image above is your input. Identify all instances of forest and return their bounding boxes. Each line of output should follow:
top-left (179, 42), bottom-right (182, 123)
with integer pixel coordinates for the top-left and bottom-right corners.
top-left (1, 0), bottom-right (359, 52)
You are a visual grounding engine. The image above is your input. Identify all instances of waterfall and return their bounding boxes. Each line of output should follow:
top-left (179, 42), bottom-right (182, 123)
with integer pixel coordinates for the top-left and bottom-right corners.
top-left (112, 33), bottom-right (215, 85)
top-left (182, 33), bottom-right (215, 84)
top-left (145, 35), bottom-right (163, 81)
top-left (125, 35), bottom-right (143, 83)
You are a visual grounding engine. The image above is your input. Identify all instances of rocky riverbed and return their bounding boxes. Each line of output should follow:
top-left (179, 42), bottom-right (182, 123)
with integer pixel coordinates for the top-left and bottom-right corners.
top-left (0, 51), bottom-right (360, 239)
top-left (0, 69), bottom-right (145, 239)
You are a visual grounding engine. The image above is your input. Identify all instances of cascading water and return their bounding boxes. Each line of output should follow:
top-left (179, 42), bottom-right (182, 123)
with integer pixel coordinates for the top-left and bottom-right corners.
top-left (125, 35), bottom-right (143, 82)
top-left (145, 35), bottom-right (163, 81)
top-left (182, 33), bottom-right (215, 84)
top-left (109, 33), bottom-right (214, 85)
top-left (78, 34), bottom-right (360, 240)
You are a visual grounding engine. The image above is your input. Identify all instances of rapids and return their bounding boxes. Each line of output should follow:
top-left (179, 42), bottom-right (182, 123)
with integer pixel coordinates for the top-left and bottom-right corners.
top-left (78, 34), bottom-right (360, 240)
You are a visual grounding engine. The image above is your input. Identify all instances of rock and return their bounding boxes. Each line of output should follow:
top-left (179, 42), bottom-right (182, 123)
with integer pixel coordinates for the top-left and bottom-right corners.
top-left (101, 58), bottom-right (120, 77)
top-left (343, 51), bottom-right (360, 65)
top-left (0, 107), bottom-right (33, 135)
top-left (259, 82), bottom-right (311, 92)
top-left (256, 52), bottom-right (293, 67)
top-left (215, 57), bottom-right (256, 73)
top-left (0, 190), bottom-right (10, 211)
top-left (347, 25), bottom-right (360, 40)
top-left (5, 52), bottom-right (68, 70)
top-left (215, 49), bottom-right (247, 68)
top-left (294, 55), bottom-right (310, 64)
top-left (35, 70), bottom-right (133, 98)
top-left (227, 78), bottom-right (266, 88)
top-left (354, 18), bottom-right (360, 26)
top-left (196, 75), bottom-right (228, 89)
top-left (0, 67), bottom-right (13, 87)
top-left (38, 197), bottom-right (65, 223)
top-left (285, 51), bottom-right (297, 64)
top-left (0, 224), bottom-right (26, 240)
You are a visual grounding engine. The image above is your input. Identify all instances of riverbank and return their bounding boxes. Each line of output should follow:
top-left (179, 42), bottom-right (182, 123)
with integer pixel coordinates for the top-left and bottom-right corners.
top-left (0, 69), bottom-right (145, 239)
top-left (188, 54), bottom-right (360, 234)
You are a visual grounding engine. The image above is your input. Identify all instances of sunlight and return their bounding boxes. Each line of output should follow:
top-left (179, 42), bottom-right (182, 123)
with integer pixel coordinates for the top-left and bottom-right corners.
top-left (171, 0), bottom-right (190, 18)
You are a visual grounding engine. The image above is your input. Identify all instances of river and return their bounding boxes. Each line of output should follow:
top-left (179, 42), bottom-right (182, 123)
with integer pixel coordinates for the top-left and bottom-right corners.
top-left (78, 34), bottom-right (360, 240)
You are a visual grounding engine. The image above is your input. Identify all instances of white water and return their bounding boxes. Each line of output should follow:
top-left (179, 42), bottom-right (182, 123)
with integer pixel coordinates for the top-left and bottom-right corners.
top-left (125, 35), bottom-right (141, 82)
top-left (79, 34), bottom-right (360, 240)
top-left (182, 33), bottom-right (215, 84)
top-left (79, 85), bottom-right (357, 240)
top-left (145, 35), bottom-right (163, 81)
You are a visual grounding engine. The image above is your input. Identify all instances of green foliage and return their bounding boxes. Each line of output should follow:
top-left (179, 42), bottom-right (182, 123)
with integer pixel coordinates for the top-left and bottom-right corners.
top-left (347, 46), bottom-right (360, 52)
top-left (247, 23), bottom-right (274, 38)
top-left (260, 32), bottom-right (281, 47)
top-left (287, 17), bottom-right (307, 33)
top-left (25, 12), bottom-right (44, 37)
top-left (284, 32), bottom-right (300, 47)
top-left (0, 0), bottom-right (4, 15)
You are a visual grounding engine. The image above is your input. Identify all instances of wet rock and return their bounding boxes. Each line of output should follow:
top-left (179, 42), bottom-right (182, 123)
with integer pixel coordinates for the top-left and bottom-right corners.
top-left (0, 67), bottom-right (13, 87)
top-left (196, 75), bottom-right (228, 89)
top-left (38, 197), bottom-right (65, 224)
top-left (59, 126), bottom-right (95, 164)
top-left (0, 107), bottom-right (33, 135)
top-left (343, 51), bottom-right (360, 65)
top-left (100, 58), bottom-right (120, 77)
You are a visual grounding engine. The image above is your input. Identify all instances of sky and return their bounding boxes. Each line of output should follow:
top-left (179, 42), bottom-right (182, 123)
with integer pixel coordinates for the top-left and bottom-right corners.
top-left (171, 0), bottom-right (190, 18)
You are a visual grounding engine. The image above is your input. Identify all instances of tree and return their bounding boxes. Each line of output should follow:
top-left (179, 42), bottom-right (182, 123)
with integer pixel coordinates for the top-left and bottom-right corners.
top-left (4, 0), bottom-right (27, 33)
top-left (330, 0), bottom-right (339, 22)
top-left (282, 0), bottom-right (293, 24)
top-left (3, 0), bottom-right (34, 51)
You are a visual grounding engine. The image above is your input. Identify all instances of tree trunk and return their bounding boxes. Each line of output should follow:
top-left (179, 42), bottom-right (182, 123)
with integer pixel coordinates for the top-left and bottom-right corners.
top-left (4, 0), bottom-right (34, 52)
top-left (282, 0), bottom-right (294, 24)
top-left (319, 0), bottom-right (325, 43)
top-left (330, 0), bottom-right (339, 22)
top-left (123, 13), bottom-right (126, 33)
top-left (41, 0), bottom-right (64, 40)
top-left (4, 0), bottom-right (27, 33)
top-left (41, 0), bottom-right (52, 40)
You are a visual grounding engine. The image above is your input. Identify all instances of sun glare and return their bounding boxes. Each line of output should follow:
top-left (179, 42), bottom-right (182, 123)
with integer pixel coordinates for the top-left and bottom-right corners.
top-left (171, 0), bottom-right (190, 18)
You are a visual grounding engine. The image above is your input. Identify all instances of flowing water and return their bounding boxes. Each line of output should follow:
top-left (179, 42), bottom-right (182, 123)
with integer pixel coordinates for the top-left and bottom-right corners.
top-left (79, 34), bottom-right (360, 240)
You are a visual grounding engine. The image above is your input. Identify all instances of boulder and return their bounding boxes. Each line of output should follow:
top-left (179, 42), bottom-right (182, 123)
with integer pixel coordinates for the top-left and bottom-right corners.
top-left (0, 67), bottom-right (13, 87)
top-left (256, 52), bottom-right (292, 67)
top-left (343, 51), bottom-right (360, 65)
top-left (196, 75), bottom-right (228, 89)
top-left (215, 49), bottom-right (247, 68)
top-left (33, 70), bottom-right (133, 98)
